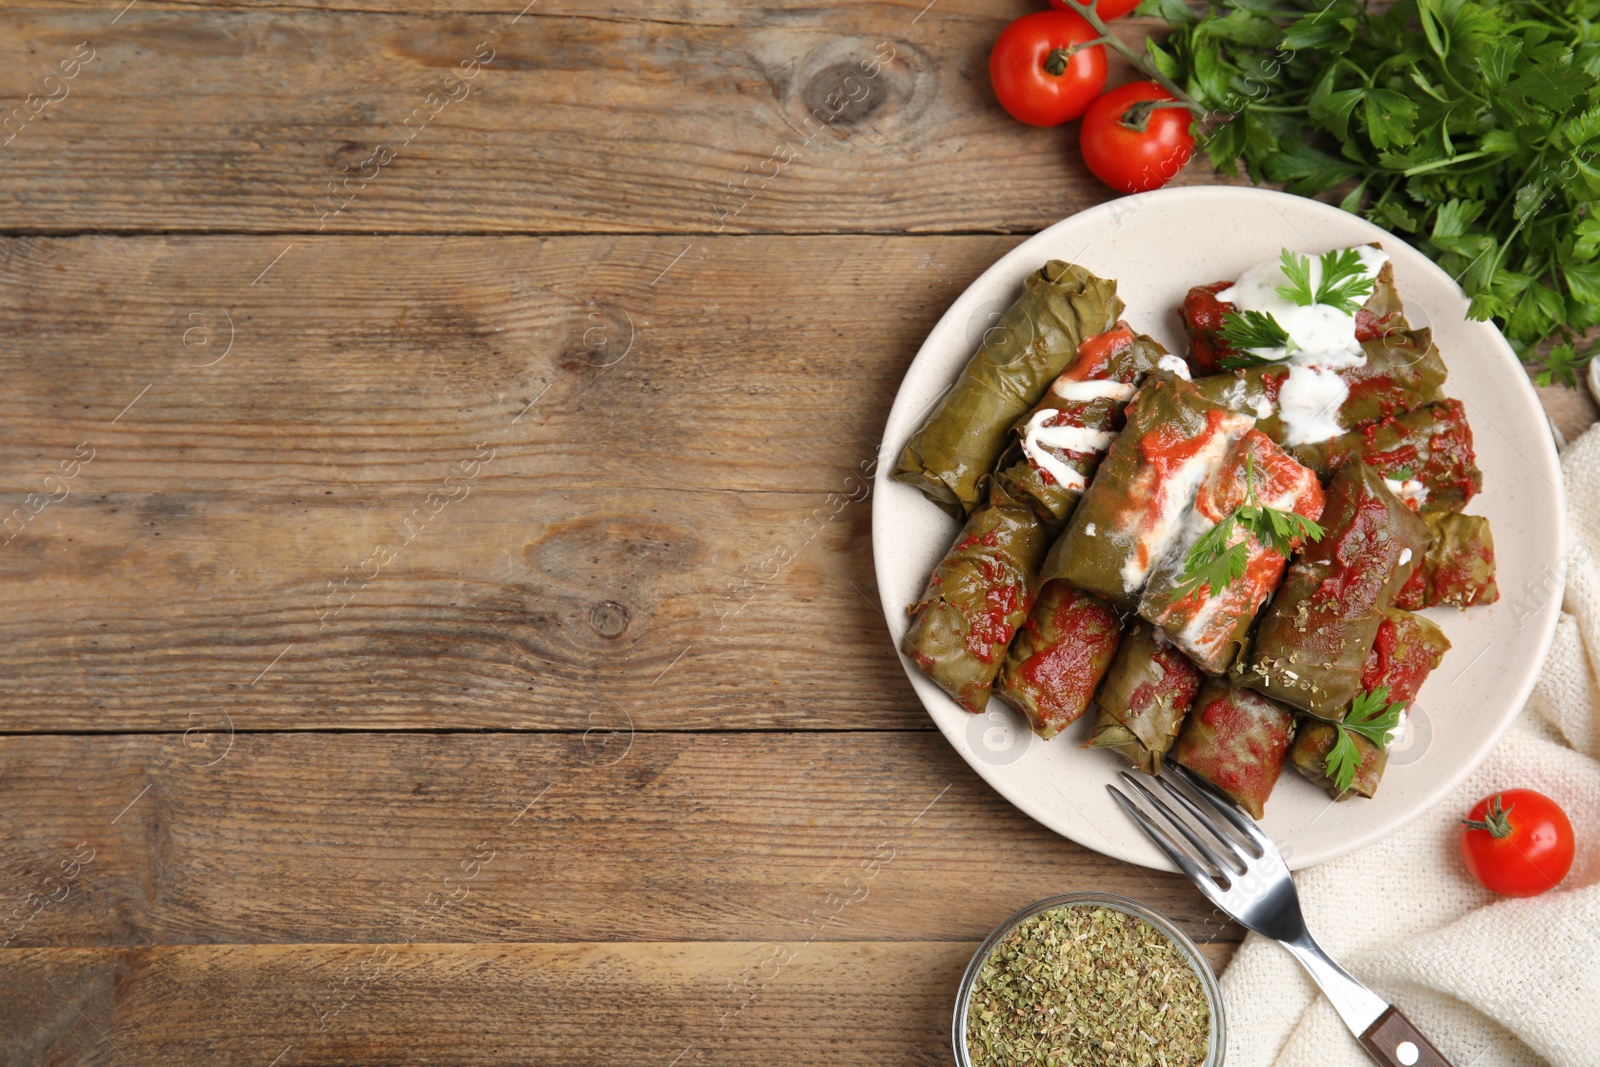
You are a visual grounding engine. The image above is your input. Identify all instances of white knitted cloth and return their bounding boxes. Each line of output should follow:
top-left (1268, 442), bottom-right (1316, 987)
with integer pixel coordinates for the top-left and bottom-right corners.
top-left (1220, 426), bottom-right (1600, 1066)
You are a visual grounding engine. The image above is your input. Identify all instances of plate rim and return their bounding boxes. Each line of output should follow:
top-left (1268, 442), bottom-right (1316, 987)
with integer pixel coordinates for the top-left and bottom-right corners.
top-left (871, 184), bottom-right (1566, 872)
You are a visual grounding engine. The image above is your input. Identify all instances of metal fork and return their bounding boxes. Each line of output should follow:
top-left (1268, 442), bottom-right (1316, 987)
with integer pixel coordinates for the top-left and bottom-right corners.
top-left (1108, 764), bottom-right (1454, 1067)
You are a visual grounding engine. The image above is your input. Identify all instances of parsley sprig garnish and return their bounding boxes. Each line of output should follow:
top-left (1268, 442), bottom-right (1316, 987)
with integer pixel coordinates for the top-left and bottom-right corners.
top-left (1275, 248), bottom-right (1376, 314)
top-left (1171, 455), bottom-right (1324, 602)
top-left (1217, 310), bottom-right (1293, 367)
top-left (1324, 686), bottom-right (1407, 794)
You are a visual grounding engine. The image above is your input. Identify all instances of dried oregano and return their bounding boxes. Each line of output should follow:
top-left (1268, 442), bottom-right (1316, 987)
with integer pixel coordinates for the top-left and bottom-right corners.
top-left (966, 905), bottom-right (1210, 1067)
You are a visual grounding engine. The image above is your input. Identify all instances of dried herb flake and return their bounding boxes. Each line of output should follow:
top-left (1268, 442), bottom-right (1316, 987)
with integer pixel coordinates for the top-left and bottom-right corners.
top-left (966, 905), bottom-right (1210, 1067)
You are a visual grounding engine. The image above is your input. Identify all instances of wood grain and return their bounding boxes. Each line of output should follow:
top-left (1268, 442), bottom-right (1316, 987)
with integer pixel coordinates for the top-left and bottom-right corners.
top-left (0, 233), bottom-right (1000, 732)
top-left (0, 234), bottom-right (1007, 496)
top-left (0, 8), bottom-right (1230, 235)
top-left (0, 731), bottom-right (1240, 948)
top-left (0, 938), bottom-right (1234, 1066)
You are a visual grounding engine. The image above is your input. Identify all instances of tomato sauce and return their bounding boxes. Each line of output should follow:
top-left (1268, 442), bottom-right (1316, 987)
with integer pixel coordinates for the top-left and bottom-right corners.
top-left (1354, 306), bottom-right (1403, 342)
top-left (1139, 408), bottom-right (1229, 472)
top-left (1180, 283), bottom-right (1235, 375)
top-left (1014, 585), bottom-right (1121, 728)
top-left (1311, 490), bottom-right (1395, 614)
top-left (1184, 690), bottom-right (1290, 813)
top-left (1126, 646), bottom-right (1202, 715)
top-left (1359, 614), bottom-right (1435, 704)
top-left (1061, 325), bottom-right (1137, 382)
top-left (965, 557), bottom-right (1027, 662)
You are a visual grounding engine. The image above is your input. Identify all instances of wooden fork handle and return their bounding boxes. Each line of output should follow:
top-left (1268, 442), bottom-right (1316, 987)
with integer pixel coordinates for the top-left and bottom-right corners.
top-left (1359, 1006), bottom-right (1454, 1067)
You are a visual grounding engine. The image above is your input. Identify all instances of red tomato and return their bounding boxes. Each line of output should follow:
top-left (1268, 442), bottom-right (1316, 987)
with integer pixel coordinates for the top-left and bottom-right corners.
top-left (990, 11), bottom-right (1107, 127)
top-left (1049, 0), bottom-right (1144, 20)
top-left (1078, 81), bottom-right (1196, 193)
top-left (1459, 789), bottom-right (1575, 897)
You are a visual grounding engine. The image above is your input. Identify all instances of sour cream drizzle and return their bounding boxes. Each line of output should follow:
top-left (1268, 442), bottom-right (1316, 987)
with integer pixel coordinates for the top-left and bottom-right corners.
top-left (1157, 354), bottom-right (1193, 380)
top-left (1385, 478), bottom-right (1430, 510)
top-left (1119, 422), bottom-right (1248, 594)
top-left (1021, 410), bottom-right (1118, 491)
top-left (1050, 379), bottom-right (1137, 403)
top-left (1217, 245), bottom-right (1390, 446)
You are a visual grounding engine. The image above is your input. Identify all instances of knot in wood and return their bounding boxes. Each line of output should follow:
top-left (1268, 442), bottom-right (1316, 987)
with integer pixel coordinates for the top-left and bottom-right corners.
top-left (588, 600), bottom-right (630, 639)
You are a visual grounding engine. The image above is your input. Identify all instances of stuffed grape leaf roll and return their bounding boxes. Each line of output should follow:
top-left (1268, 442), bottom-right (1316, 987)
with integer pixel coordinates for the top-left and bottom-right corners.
top-left (1138, 430), bottom-right (1325, 674)
top-left (1289, 609), bottom-right (1450, 800)
top-left (899, 481), bottom-right (1053, 712)
top-left (1172, 676), bottom-right (1297, 819)
top-left (1193, 327), bottom-right (1447, 448)
top-left (1087, 623), bottom-right (1204, 773)
top-left (1244, 462), bottom-right (1429, 716)
top-left (996, 326), bottom-right (1172, 525)
top-left (893, 261), bottom-right (1123, 516)
top-left (1291, 399), bottom-right (1480, 514)
top-left (1394, 511), bottom-right (1499, 610)
top-left (996, 582), bottom-right (1123, 739)
top-left (1042, 373), bottom-right (1255, 612)
top-left (1179, 251), bottom-right (1406, 376)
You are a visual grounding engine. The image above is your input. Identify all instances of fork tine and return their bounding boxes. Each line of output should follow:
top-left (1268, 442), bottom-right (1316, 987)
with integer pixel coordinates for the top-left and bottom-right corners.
top-left (1147, 774), bottom-right (1253, 870)
top-left (1165, 762), bottom-right (1277, 857)
top-left (1118, 772), bottom-right (1237, 879)
top-left (1107, 784), bottom-right (1215, 888)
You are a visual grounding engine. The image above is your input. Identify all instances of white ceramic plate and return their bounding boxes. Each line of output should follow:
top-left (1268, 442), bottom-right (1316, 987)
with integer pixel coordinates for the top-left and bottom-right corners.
top-left (872, 186), bottom-right (1564, 872)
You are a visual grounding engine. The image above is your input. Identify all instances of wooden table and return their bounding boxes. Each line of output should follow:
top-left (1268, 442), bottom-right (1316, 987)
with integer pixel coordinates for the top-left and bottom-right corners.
top-left (0, 3), bottom-right (1589, 1064)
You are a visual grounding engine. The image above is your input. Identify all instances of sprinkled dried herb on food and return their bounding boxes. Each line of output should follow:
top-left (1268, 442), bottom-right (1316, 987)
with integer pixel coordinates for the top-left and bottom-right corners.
top-left (966, 905), bottom-right (1210, 1067)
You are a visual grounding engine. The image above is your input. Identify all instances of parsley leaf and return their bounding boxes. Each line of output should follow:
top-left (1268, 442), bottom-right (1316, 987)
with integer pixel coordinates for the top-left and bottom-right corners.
top-left (1170, 517), bottom-right (1249, 602)
top-left (1274, 247), bottom-right (1375, 313)
top-left (1323, 728), bottom-right (1363, 797)
top-left (1312, 247), bottom-right (1377, 313)
top-left (1532, 338), bottom-right (1600, 389)
top-left (1276, 249), bottom-right (1315, 305)
top-left (1171, 455), bottom-right (1324, 600)
top-left (1324, 685), bottom-right (1407, 794)
top-left (1218, 310), bottom-right (1293, 364)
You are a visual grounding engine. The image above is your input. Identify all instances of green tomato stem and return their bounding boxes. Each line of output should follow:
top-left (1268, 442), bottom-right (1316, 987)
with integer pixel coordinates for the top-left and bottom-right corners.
top-left (1059, 0), bottom-right (1207, 116)
top-left (1461, 793), bottom-right (1516, 839)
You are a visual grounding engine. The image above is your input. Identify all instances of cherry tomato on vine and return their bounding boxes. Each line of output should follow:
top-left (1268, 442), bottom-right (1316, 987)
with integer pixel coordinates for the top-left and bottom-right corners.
top-left (989, 11), bottom-right (1107, 127)
top-left (1049, 0), bottom-right (1145, 20)
top-left (1459, 789), bottom-right (1575, 897)
top-left (1078, 81), bottom-right (1196, 193)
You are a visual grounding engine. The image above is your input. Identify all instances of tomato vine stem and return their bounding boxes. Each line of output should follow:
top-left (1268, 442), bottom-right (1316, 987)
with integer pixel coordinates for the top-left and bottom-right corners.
top-left (1059, 0), bottom-right (1208, 117)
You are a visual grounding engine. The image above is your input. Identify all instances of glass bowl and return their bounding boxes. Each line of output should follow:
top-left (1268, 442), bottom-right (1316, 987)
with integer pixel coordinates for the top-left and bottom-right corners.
top-left (953, 891), bottom-right (1226, 1067)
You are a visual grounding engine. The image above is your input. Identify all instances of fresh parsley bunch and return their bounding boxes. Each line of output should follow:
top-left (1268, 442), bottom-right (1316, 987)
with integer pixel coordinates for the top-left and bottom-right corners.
top-left (1137, 0), bottom-right (1600, 385)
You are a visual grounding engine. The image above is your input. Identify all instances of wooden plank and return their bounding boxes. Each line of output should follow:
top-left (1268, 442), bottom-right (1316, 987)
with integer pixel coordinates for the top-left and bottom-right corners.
top-left (0, 732), bottom-right (1239, 948)
top-left (1, 465), bottom-right (948, 730)
top-left (0, 484), bottom-right (920, 730)
top-left (0, 9), bottom-right (1231, 234)
top-left (0, 233), bottom-right (1009, 731)
top-left (0, 234), bottom-right (1004, 496)
top-left (27, 0), bottom-right (1013, 16)
top-left (1536, 380), bottom-right (1599, 446)
top-left (0, 938), bottom-right (1234, 1066)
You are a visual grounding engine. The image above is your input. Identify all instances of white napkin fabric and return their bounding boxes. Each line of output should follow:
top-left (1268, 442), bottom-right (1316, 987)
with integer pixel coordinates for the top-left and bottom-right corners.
top-left (1219, 425), bottom-right (1600, 1066)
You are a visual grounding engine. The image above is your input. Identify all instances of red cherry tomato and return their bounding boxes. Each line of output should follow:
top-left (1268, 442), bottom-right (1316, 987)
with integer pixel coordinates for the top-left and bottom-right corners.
top-left (1049, 0), bottom-right (1145, 20)
top-left (989, 11), bottom-right (1108, 127)
top-left (1078, 81), bottom-right (1196, 193)
top-left (1459, 789), bottom-right (1575, 897)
